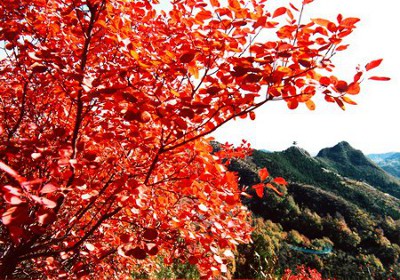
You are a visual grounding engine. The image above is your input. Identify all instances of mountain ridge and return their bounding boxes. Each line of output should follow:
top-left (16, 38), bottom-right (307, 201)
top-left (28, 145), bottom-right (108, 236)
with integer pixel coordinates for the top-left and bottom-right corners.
top-left (316, 141), bottom-right (400, 198)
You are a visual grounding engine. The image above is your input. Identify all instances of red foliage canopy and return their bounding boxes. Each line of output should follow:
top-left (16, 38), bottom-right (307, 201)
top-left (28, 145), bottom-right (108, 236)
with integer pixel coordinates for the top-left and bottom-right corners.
top-left (0, 0), bottom-right (386, 278)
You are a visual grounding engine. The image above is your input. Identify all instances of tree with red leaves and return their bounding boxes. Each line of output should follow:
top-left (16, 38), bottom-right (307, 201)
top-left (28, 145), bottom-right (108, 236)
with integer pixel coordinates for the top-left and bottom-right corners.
top-left (282, 265), bottom-right (325, 280)
top-left (0, 0), bottom-right (387, 278)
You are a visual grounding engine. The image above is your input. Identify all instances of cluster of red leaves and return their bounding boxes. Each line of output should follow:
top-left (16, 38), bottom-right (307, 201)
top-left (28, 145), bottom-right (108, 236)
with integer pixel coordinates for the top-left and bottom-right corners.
top-left (282, 265), bottom-right (327, 280)
top-left (251, 167), bottom-right (288, 198)
top-left (0, 0), bottom-right (386, 278)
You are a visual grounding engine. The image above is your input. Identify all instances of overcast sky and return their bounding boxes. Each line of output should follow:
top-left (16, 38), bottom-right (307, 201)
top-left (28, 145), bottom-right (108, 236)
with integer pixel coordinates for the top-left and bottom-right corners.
top-left (213, 0), bottom-right (399, 155)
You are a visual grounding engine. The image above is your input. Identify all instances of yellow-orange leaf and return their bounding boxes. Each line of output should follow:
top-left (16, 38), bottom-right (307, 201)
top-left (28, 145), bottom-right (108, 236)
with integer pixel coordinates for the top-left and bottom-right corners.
top-left (266, 183), bottom-right (283, 196)
top-left (312, 18), bottom-right (332, 28)
top-left (335, 97), bottom-right (345, 110)
top-left (130, 50), bottom-right (139, 60)
top-left (305, 100), bottom-right (316, 111)
top-left (342, 96), bottom-right (357, 105)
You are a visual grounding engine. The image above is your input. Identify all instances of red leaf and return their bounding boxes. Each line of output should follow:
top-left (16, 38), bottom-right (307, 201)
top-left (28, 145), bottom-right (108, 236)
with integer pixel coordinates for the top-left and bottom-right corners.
top-left (244, 74), bottom-right (262, 83)
top-left (228, 0), bottom-right (241, 10)
top-left (341, 17), bottom-right (360, 27)
top-left (258, 168), bottom-right (269, 181)
top-left (126, 247), bottom-right (147, 259)
top-left (365, 59), bottom-right (383, 71)
top-left (298, 59), bottom-right (311, 68)
top-left (196, 10), bottom-right (212, 22)
top-left (368, 76), bottom-right (390, 81)
top-left (319, 76), bottom-right (331, 86)
top-left (253, 16), bottom-right (267, 28)
top-left (232, 66), bottom-right (248, 77)
top-left (31, 63), bottom-right (48, 73)
top-left (346, 82), bottom-right (360, 95)
top-left (188, 256), bottom-right (198, 265)
top-left (337, 14), bottom-right (343, 23)
top-left (336, 44), bottom-right (349, 51)
top-left (335, 80), bottom-right (348, 92)
top-left (206, 86), bottom-right (221, 95)
top-left (180, 52), bottom-right (196, 63)
top-left (40, 183), bottom-right (57, 194)
top-left (273, 177), bottom-right (288, 186)
top-left (342, 96), bottom-right (357, 105)
top-left (327, 22), bottom-right (337, 32)
top-left (273, 7), bottom-right (287, 18)
top-left (210, 0), bottom-right (220, 7)
top-left (252, 183), bottom-right (264, 198)
top-left (120, 233), bottom-right (131, 243)
top-left (353, 72), bottom-right (363, 83)
top-left (143, 228), bottom-right (158, 241)
top-left (289, 3), bottom-right (299, 12)
top-left (287, 99), bottom-right (298, 110)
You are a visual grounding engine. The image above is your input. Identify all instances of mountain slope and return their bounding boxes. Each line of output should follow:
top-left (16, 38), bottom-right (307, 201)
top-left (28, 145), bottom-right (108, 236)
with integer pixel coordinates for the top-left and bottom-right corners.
top-left (249, 146), bottom-right (400, 218)
top-left (316, 141), bottom-right (400, 199)
top-left (229, 143), bottom-right (400, 279)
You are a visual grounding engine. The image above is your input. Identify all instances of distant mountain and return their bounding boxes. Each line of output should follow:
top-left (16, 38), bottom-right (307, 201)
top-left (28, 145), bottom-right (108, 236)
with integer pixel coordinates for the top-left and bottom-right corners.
top-left (316, 141), bottom-right (400, 199)
top-left (228, 142), bottom-right (400, 279)
top-left (368, 152), bottom-right (400, 179)
top-left (368, 152), bottom-right (398, 162)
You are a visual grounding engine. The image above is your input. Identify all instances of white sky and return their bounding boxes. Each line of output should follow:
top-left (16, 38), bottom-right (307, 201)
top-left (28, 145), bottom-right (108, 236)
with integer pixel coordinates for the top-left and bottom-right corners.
top-left (213, 0), bottom-right (400, 155)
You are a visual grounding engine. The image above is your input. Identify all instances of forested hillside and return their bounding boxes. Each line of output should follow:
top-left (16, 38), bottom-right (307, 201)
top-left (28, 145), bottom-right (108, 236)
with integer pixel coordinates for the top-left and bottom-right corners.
top-left (231, 143), bottom-right (400, 279)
